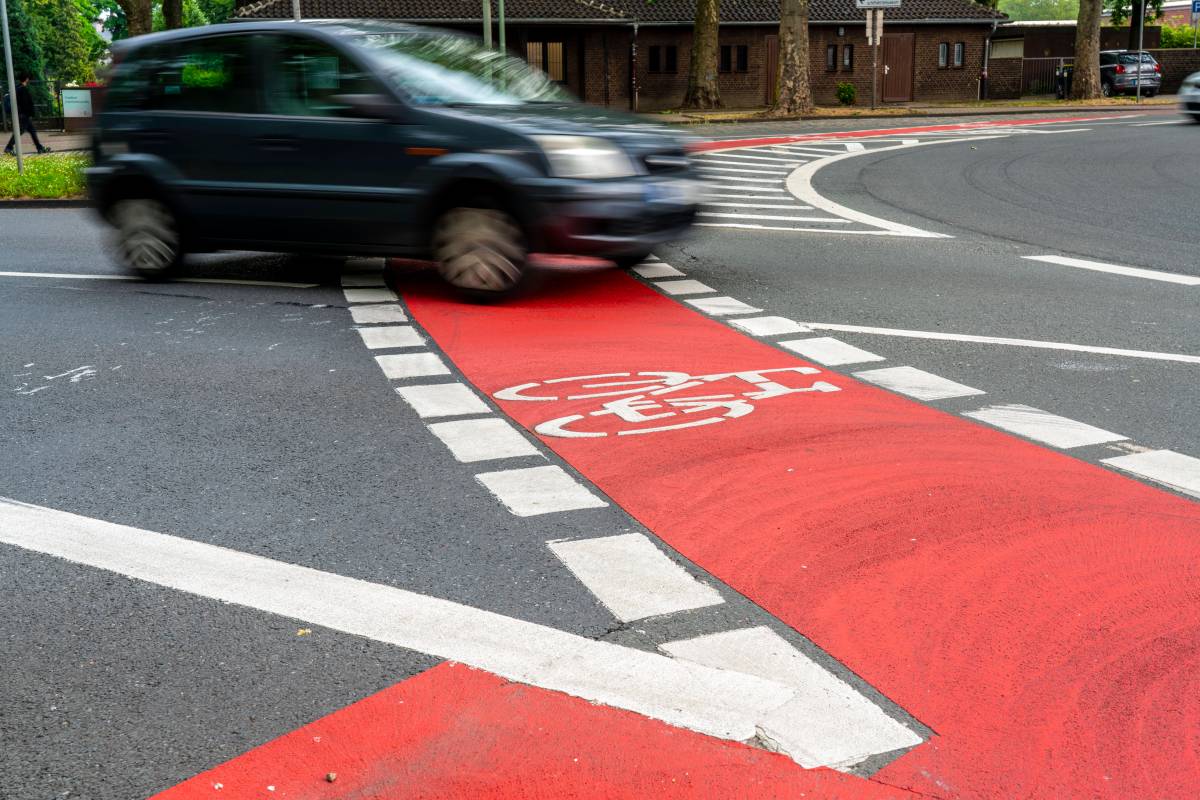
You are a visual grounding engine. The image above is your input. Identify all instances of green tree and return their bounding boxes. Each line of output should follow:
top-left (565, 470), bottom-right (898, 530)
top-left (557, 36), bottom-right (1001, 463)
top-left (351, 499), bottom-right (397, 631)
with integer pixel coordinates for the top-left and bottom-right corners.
top-left (195, 0), bottom-right (231, 23)
top-left (998, 0), bottom-right (1078, 20)
top-left (1107, 0), bottom-right (1164, 50)
top-left (1072, 0), bottom-right (1103, 98)
top-left (93, 0), bottom-right (129, 39)
top-left (0, 0), bottom-right (54, 112)
top-left (681, 0), bottom-right (720, 108)
top-left (1160, 23), bottom-right (1199, 46)
top-left (152, 0), bottom-right (208, 29)
top-left (29, 0), bottom-right (100, 85)
top-left (769, 0), bottom-right (813, 116)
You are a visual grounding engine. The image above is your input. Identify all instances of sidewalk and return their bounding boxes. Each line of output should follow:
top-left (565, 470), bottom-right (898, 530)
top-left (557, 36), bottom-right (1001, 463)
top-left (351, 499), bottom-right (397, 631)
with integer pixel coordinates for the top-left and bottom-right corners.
top-left (646, 94), bottom-right (1177, 124)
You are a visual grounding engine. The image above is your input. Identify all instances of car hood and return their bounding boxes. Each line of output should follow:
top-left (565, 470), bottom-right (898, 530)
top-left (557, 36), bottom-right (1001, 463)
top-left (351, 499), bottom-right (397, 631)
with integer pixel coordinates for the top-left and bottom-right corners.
top-left (437, 102), bottom-right (693, 156)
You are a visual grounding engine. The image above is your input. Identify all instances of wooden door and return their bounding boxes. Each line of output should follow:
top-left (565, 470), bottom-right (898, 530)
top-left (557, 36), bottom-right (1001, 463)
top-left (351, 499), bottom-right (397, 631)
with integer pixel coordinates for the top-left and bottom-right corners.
top-left (881, 33), bottom-right (914, 102)
top-left (764, 35), bottom-right (779, 105)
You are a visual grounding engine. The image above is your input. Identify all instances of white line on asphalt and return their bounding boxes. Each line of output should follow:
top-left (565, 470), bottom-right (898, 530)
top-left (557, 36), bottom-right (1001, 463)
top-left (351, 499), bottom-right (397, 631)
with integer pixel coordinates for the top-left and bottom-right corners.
top-left (843, 142), bottom-right (866, 152)
top-left (685, 296), bottom-right (764, 316)
top-left (963, 404), bottom-right (1127, 449)
top-left (374, 352), bottom-right (451, 380)
top-left (355, 325), bottom-right (425, 350)
top-left (549, 533), bottom-right (725, 622)
top-left (705, 185), bottom-right (786, 193)
top-left (632, 262), bottom-right (686, 279)
top-left (699, 174), bottom-right (782, 184)
top-left (654, 279), bottom-right (716, 296)
top-left (800, 322), bottom-right (1200, 365)
top-left (0, 498), bottom-right (808, 750)
top-left (1018, 128), bottom-right (1092, 135)
top-left (1101, 450), bottom-right (1200, 498)
top-left (704, 202), bottom-right (816, 210)
top-left (705, 194), bottom-right (795, 201)
top-left (760, 145), bottom-right (846, 156)
top-left (697, 154), bottom-right (804, 165)
top-left (852, 366), bottom-right (986, 401)
top-left (1130, 120), bottom-right (1181, 126)
top-left (427, 418), bottom-right (541, 463)
top-left (1022, 255), bottom-right (1200, 286)
top-left (343, 287), bottom-right (399, 304)
top-left (394, 382), bottom-right (492, 418)
top-left (475, 465), bottom-right (608, 516)
top-left (698, 165), bottom-right (791, 175)
top-left (349, 304), bottom-right (408, 325)
top-left (727, 316), bottom-right (813, 336)
top-left (784, 136), bottom-right (1011, 239)
top-left (699, 212), bottom-right (850, 224)
top-left (341, 274), bottom-right (385, 288)
top-left (778, 337), bottom-right (886, 366)
top-left (662, 627), bottom-right (923, 769)
top-left (696, 223), bottom-right (900, 234)
top-left (0, 271), bottom-right (320, 288)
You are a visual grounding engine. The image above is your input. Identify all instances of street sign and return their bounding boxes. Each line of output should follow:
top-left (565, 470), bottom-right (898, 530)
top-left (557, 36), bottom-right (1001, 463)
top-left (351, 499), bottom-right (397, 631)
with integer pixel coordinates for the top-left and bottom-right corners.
top-left (1192, 0), bottom-right (1199, 12)
top-left (856, 0), bottom-right (900, 8)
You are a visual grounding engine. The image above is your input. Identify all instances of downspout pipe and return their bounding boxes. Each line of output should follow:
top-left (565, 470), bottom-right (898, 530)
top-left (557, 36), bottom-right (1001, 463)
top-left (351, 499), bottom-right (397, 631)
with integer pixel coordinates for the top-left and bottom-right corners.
top-left (630, 20), bottom-right (639, 112)
top-left (981, 19), bottom-right (996, 99)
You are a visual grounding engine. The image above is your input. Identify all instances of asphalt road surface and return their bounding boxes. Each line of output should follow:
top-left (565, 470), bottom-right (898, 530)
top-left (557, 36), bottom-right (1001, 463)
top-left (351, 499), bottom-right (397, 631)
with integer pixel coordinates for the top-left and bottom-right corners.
top-left (2, 107), bottom-right (1199, 800)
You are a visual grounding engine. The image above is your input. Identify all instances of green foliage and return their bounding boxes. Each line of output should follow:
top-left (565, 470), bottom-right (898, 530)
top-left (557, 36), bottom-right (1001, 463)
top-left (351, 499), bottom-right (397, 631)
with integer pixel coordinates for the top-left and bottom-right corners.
top-left (1159, 23), bottom-right (1199, 46)
top-left (998, 0), bottom-right (1078, 20)
top-left (0, 0), bottom-right (52, 110)
top-left (835, 82), bottom-right (857, 105)
top-left (94, 0), bottom-right (129, 40)
top-left (152, 0), bottom-right (209, 29)
top-left (0, 152), bottom-right (89, 198)
top-left (195, 0), bottom-right (232, 23)
top-left (29, 0), bottom-right (99, 85)
top-left (1106, 0), bottom-right (1163, 26)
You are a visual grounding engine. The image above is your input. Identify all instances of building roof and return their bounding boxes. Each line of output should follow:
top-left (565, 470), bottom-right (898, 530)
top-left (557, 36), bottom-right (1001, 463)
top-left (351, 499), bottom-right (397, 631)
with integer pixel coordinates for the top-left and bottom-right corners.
top-left (235, 0), bottom-right (1005, 25)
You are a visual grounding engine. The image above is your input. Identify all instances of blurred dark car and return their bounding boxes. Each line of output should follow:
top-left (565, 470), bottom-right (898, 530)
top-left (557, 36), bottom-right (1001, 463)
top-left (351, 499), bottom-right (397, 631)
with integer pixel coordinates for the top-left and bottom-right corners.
top-left (1100, 50), bottom-right (1161, 97)
top-left (87, 21), bottom-right (701, 295)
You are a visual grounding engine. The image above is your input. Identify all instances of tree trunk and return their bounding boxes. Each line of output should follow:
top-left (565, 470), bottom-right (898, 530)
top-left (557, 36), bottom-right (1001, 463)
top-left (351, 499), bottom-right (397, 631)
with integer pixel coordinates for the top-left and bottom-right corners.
top-left (1071, 0), bottom-right (1102, 99)
top-left (1127, 0), bottom-right (1145, 51)
top-left (681, 0), bottom-right (720, 109)
top-left (769, 0), bottom-right (813, 116)
top-left (118, 0), bottom-right (152, 36)
top-left (163, 0), bottom-right (183, 29)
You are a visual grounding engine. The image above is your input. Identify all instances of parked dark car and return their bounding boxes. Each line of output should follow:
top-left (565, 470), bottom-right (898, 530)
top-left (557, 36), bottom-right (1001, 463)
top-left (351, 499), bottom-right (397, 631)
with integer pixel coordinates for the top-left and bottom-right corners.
top-left (87, 21), bottom-right (701, 295)
top-left (1099, 50), bottom-right (1161, 97)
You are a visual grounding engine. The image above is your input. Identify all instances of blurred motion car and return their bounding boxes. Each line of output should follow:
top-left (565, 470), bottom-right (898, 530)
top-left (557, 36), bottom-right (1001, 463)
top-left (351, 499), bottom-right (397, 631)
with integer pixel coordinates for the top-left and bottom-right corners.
top-left (1099, 50), bottom-right (1161, 97)
top-left (87, 21), bottom-right (701, 295)
top-left (1179, 71), bottom-right (1200, 122)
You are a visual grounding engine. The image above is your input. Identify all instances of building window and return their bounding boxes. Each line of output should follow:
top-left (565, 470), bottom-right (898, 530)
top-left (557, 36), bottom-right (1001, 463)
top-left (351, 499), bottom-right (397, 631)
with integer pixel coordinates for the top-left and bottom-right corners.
top-left (937, 42), bottom-right (949, 68)
top-left (526, 41), bottom-right (565, 82)
top-left (842, 43), bottom-right (854, 70)
top-left (648, 44), bottom-right (678, 74)
top-left (953, 42), bottom-right (965, 68)
top-left (826, 44), bottom-right (837, 71)
top-left (719, 44), bottom-right (748, 73)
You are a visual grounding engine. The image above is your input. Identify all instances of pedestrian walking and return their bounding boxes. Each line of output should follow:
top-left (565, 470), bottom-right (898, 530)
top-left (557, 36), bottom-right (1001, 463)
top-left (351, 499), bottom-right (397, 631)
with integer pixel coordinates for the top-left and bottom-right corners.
top-left (4, 74), bottom-right (51, 156)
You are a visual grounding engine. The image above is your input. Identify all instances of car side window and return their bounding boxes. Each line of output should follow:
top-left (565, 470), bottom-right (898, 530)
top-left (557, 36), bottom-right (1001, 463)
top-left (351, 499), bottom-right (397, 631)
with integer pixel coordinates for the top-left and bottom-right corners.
top-left (145, 36), bottom-right (258, 113)
top-left (263, 35), bottom-right (383, 117)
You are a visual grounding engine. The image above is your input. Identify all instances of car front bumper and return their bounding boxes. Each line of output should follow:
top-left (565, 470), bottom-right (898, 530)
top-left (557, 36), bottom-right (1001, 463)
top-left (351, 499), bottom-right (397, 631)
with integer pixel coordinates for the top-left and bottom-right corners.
top-left (521, 174), bottom-right (703, 257)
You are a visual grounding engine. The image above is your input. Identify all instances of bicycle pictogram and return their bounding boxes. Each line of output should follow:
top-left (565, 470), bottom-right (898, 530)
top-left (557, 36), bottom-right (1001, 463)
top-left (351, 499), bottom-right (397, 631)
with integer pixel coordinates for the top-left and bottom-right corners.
top-left (494, 367), bottom-right (840, 438)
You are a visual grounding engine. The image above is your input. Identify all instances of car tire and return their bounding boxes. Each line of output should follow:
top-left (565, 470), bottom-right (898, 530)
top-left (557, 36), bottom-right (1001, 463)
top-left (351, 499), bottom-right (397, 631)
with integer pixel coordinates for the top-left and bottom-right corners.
top-left (1145, 89), bottom-right (1156, 98)
top-left (1101, 81), bottom-right (1113, 97)
top-left (110, 196), bottom-right (184, 280)
top-left (1191, 114), bottom-right (1200, 124)
top-left (432, 207), bottom-right (527, 297)
top-left (612, 251), bottom-right (654, 270)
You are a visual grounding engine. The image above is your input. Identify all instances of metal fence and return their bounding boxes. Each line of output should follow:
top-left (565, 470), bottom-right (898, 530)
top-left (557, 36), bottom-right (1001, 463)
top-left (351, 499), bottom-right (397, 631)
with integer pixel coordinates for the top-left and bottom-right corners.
top-left (1022, 57), bottom-right (1068, 96)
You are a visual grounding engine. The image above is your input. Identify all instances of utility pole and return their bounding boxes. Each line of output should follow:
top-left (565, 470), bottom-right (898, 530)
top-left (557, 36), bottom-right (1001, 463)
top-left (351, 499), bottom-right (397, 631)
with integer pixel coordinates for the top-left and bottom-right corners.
top-left (0, 0), bottom-right (23, 175)
top-left (482, 0), bottom-right (492, 48)
top-left (1136, 0), bottom-right (1145, 104)
top-left (497, 0), bottom-right (506, 52)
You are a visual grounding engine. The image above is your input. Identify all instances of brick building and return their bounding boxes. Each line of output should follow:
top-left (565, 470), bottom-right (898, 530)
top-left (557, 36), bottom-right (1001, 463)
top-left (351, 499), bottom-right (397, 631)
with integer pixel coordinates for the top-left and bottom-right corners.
top-left (235, 0), bottom-right (1006, 108)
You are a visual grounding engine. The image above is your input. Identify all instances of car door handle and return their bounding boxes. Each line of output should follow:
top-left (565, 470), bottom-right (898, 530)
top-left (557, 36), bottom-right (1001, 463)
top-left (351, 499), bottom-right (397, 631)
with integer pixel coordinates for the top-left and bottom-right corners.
top-left (255, 136), bottom-right (299, 152)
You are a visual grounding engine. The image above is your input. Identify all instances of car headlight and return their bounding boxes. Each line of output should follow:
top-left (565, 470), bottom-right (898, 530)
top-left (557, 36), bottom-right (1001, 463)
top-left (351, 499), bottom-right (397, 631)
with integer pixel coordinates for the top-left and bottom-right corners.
top-left (532, 135), bottom-right (638, 179)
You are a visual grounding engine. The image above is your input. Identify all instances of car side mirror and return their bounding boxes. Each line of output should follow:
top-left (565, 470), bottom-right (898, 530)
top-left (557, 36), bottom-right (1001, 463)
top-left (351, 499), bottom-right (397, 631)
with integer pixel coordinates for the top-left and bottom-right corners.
top-left (331, 93), bottom-right (405, 122)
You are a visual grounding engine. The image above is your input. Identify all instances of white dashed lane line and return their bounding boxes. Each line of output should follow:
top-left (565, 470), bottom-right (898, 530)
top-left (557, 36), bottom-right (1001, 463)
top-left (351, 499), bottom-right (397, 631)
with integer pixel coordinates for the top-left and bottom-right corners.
top-left (728, 316), bottom-right (813, 336)
top-left (374, 351), bottom-right (452, 379)
top-left (427, 418), bottom-right (542, 463)
top-left (963, 404), bottom-right (1128, 449)
top-left (475, 465), bottom-right (608, 516)
top-left (349, 304), bottom-right (408, 324)
top-left (355, 325), bottom-right (425, 350)
top-left (632, 262), bottom-right (684, 279)
top-left (684, 296), bottom-right (763, 316)
top-left (1102, 450), bottom-right (1200, 498)
top-left (394, 382), bottom-right (492, 418)
top-left (343, 286), bottom-right (399, 304)
top-left (853, 366), bottom-right (986, 401)
top-left (548, 533), bottom-right (725, 622)
top-left (778, 337), bottom-right (886, 366)
top-left (654, 279), bottom-right (716, 296)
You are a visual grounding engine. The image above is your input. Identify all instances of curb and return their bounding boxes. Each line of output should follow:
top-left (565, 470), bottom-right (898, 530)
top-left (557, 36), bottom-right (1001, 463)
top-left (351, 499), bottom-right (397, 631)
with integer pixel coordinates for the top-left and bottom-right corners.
top-left (0, 198), bottom-right (89, 208)
top-left (659, 103), bottom-right (1175, 125)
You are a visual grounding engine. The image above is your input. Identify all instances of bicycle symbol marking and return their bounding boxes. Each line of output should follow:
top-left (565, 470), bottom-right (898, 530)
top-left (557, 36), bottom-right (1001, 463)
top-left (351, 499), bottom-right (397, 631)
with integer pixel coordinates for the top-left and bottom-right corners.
top-left (494, 367), bottom-right (840, 438)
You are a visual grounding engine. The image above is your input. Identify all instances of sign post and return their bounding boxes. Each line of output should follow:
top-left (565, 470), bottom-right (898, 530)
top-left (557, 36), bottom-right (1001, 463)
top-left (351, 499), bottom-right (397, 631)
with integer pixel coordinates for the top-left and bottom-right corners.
top-left (857, 0), bottom-right (898, 110)
top-left (1192, 0), bottom-right (1199, 47)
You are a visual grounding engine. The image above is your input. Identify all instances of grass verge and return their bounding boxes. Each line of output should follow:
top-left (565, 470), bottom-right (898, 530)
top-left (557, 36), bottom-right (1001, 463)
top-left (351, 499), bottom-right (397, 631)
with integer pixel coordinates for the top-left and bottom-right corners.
top-left (0, 152), bottom-right (88, 200)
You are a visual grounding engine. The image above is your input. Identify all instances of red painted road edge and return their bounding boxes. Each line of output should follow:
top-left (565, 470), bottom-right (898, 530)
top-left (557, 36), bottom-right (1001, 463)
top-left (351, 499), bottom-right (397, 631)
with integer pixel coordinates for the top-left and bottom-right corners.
top-left (154, 663), bottom-right (915, 799)
top-left (686, 115), bottom-right (1114, 152)
top-left (402, 271), bottom-right (1200, 800)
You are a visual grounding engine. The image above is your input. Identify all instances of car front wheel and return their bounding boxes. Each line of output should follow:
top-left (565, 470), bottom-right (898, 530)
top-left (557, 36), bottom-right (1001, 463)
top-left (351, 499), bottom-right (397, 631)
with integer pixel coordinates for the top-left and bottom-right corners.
top-left (111, 197), bottom-right (183, 280)
top-left (432, 207), bottom-right (527, 297)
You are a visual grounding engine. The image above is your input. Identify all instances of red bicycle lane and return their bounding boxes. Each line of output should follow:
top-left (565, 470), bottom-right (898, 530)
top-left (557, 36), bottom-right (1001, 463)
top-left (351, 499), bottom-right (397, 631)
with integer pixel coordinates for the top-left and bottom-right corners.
top-left (401, 270), bottom-right (1200, 799)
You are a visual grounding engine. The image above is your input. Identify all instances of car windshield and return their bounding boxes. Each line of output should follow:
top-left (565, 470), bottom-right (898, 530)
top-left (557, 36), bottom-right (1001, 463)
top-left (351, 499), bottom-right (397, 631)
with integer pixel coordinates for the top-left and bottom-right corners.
top-left (1117, 53), bottom-right (1155, 64)
top-left (355, 32), bottom-right (574, 106)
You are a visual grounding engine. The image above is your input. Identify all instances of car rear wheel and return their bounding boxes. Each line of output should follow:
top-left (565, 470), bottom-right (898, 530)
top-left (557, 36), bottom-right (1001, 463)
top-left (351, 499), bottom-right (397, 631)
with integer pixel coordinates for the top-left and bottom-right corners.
top-left (432, 207), bottom-right (527, 297)
top-left (1101, 81), bottom-right (1113, 97)
top-left (111, 197), bottom-right (183, 280)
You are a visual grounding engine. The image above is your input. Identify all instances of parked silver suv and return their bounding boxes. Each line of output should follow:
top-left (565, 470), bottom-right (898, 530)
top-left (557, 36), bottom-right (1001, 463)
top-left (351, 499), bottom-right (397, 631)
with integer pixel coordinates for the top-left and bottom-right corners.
top-left (1100, 50), bottom-right (1161, 97)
